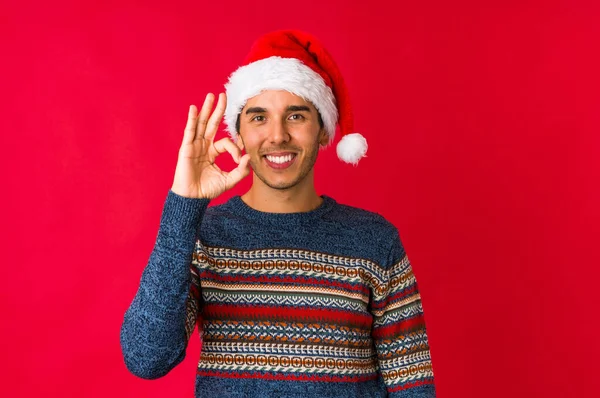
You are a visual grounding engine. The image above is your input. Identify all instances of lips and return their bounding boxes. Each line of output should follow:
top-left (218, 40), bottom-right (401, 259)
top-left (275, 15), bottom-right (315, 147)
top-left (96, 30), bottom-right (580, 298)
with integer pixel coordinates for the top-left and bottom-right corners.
top-left (263, 152), bottom-right (297, 170)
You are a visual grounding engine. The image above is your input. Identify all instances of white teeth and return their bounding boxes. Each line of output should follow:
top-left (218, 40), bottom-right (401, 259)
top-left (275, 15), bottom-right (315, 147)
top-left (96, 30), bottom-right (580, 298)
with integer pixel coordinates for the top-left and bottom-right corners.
top-left (266, 154), bottom-right (294, 164)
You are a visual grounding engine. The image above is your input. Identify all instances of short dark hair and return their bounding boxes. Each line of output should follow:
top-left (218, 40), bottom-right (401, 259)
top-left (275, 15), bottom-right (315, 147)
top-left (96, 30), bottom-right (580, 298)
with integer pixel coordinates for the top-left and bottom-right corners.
top-left (235, 110), bottom-right (325, 133)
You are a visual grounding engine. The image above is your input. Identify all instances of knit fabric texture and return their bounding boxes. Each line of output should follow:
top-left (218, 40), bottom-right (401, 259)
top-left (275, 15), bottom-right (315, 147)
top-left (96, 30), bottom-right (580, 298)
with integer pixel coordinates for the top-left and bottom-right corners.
top-left (120, 190), bottom-right (436, 397)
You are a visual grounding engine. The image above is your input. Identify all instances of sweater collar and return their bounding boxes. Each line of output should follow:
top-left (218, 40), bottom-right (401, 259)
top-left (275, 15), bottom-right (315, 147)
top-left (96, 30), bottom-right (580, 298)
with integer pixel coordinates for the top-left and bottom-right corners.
top-left (227, 194), bottom-right (336, 225)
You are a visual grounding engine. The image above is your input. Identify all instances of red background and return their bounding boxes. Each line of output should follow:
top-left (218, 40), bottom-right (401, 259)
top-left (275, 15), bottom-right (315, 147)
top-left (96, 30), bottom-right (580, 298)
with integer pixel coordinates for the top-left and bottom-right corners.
top-left (2, 0), bottom-right (599, 397)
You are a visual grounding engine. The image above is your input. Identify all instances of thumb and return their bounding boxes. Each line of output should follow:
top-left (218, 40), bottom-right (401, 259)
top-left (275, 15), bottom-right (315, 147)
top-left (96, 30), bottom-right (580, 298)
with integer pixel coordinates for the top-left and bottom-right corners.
top-left (226, 154), bottom-right (251, 188)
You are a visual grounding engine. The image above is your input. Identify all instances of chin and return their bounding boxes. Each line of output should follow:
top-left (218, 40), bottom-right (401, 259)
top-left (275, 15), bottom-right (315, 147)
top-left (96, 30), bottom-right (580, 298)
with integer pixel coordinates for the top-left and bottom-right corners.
top-left (251, 156), bottom-right (316, 191)
top-left (253, 169), bottom-right (303, 190)
top-left (263, 177), bottom-right (301, 190)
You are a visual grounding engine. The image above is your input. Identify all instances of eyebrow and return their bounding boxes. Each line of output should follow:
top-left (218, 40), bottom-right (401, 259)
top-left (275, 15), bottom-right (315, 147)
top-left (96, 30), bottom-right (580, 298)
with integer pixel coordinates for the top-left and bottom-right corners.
top-left (286, 105), bottom-right (311, 112)
top-left (245, 107), bottom-right (267, 115)
top-left (244, 105), bottom-right (312, 115)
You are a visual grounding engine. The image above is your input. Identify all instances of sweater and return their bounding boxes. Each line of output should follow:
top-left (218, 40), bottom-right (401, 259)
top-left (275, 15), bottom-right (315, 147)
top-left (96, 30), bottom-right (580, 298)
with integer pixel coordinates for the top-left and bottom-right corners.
top-left (120, 190), bottom-right (436, 397)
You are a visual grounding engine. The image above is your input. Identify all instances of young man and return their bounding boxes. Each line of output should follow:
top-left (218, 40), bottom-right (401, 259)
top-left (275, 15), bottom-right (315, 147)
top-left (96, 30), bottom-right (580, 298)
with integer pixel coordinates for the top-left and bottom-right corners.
top-left (121, 30), bottom-right (436, 397)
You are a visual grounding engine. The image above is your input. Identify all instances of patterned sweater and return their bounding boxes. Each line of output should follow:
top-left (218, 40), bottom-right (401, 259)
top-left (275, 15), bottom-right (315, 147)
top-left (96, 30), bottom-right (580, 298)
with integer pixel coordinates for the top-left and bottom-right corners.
top-left (120, 190), bottom-right (436, 397)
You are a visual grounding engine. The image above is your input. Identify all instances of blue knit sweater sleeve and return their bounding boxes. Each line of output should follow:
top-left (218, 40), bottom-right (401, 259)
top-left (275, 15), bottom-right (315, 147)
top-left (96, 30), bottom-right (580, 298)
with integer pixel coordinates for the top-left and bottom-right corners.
top-left (120, 190), bottom-right (210, 379)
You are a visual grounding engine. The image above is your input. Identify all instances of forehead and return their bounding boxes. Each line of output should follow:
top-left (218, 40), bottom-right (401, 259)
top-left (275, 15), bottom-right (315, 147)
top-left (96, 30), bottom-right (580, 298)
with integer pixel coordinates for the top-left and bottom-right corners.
top-left (243, 90), bottom-right (316, 111)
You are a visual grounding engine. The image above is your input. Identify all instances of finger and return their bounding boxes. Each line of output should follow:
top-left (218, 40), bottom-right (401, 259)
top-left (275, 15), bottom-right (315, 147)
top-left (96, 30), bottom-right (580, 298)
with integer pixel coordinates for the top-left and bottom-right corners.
top-left (182, 105), bottom-right (198, 145)
top-left (194, 93), bottom-right (215, 141)
top-left (226, 154), bottom-right (251, 189)
top-left (210, 137), bottom-right (242, 163)
top-left (204, 93), bottom-right (227, 141)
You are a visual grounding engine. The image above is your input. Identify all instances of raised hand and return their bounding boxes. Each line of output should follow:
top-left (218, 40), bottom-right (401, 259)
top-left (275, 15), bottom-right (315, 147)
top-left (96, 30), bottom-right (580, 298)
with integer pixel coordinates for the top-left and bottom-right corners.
top-left (171, 93), bottom-right (251, 199)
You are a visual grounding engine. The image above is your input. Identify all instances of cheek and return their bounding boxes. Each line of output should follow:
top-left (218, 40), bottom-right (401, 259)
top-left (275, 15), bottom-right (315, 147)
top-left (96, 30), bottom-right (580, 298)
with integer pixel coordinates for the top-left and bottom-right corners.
top-left (241, 136), bottom-right (262, 154)
top-left (238, 128), bottom-right (261, 148)
top-left (297, 130), bottom-right (323, 147)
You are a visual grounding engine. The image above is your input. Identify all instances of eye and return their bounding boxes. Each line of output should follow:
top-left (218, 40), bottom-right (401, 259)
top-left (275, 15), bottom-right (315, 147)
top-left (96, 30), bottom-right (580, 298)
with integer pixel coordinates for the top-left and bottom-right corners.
top-left (289, 114), bottom-right (305, 121)
top-left (251, 115), bottom-right (265, 122)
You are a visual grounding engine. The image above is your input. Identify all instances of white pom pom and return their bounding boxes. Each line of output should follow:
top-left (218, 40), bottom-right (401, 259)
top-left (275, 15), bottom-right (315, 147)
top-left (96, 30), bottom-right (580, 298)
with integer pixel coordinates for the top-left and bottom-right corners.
top-left (336, 133), bottom-right (368, 165)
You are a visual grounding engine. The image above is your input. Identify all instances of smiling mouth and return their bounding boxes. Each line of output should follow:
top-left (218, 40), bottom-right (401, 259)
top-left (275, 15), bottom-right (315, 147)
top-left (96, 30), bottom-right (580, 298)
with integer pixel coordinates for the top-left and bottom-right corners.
top-left (263, 153), bottom-right (297, 169)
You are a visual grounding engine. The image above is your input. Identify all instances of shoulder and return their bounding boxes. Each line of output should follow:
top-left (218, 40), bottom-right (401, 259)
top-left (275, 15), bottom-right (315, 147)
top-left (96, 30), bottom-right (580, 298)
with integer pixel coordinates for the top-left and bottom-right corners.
top-left (325, 197), bottom-right (403, 253)
top-left (202, 197), bottom-right (246, 227)
top-left (204, 199), bottom-right (233, 217)
top-left (330, 200), bottom-right (410, 269)
top-left (327, 197), bottom-right (397, 232)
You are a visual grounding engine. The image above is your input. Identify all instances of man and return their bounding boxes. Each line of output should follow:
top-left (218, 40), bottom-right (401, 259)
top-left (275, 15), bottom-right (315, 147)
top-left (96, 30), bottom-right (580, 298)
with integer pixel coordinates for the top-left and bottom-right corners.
top-left (121, 30), bottom-right (436, 397)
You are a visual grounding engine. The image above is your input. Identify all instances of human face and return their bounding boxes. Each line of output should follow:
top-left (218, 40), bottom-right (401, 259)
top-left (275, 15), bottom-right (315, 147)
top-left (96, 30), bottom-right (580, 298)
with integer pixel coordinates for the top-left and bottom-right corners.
top-left (236, 90), bottom-right (329, 191)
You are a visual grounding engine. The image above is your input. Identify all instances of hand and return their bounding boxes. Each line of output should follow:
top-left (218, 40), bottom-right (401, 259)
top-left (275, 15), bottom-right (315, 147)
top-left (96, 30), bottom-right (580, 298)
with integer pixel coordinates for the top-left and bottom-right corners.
top-left (171, 93), bottom-right (251, 199)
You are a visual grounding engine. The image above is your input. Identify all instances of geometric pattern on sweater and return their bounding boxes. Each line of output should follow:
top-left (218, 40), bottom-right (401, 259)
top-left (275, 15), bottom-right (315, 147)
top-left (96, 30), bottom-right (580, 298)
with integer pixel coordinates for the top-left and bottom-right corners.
top-left (194, 245), bottom-right (388, 296)
top-left (185, 271), bottom-right (200, 340)
top-left (199, 352), bottom-right (378, 376)
top-left (202, 290), bottom-right (368, 312)
top-left (186, 240), bottom-right (435, 391)
top-left (120, 191), bottom-right (436, 396)
top-left (203, 342), bottom-right (375, 357)
top-left (373, 301), bottom-right (425, 327)
top-left (202, 319), bottom-right (372, 348)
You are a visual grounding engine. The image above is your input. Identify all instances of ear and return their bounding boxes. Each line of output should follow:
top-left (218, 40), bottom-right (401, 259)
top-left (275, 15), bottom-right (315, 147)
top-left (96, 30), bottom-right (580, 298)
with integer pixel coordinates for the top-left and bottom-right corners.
top-left (318, 128), bottom-right (329, 147)
top-left (235, 134), bottom-right (245, 151)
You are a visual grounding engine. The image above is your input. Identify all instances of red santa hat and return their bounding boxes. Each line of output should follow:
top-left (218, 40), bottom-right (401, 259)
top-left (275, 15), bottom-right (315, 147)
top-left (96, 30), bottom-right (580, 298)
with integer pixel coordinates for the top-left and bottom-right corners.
top-left (223, 30), bottom-right (368, 165)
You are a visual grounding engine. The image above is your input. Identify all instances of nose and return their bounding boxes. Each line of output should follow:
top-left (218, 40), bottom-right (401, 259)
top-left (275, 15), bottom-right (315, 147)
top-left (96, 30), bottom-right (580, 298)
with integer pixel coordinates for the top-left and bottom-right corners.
top-left (268, 118), bottom-right (291, 144)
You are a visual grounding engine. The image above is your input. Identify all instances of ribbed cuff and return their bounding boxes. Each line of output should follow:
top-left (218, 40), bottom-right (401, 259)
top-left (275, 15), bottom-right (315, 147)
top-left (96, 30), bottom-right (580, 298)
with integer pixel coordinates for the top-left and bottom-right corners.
top-left (156, 190), bottom-right (211, 252)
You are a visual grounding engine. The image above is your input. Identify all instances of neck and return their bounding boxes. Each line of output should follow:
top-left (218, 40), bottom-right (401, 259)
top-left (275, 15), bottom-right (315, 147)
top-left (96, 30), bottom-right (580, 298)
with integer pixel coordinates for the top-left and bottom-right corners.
top-left (241, 170), bottom-right (323, 213)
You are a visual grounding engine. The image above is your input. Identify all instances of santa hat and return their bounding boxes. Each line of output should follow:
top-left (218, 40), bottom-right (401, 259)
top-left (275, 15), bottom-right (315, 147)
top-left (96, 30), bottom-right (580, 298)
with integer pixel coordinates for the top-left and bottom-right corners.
top-left (223, 30), bottom-right (367, 165)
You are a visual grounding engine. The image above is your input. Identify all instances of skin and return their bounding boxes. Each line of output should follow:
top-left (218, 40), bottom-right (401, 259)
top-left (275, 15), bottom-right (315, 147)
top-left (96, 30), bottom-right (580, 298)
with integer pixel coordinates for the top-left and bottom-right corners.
top-left (171, 90), bottom-right (329, 214)
top-left (171, 93), bottom-right (251, 200)
top-left (235, 90), bottom-right (329, 213)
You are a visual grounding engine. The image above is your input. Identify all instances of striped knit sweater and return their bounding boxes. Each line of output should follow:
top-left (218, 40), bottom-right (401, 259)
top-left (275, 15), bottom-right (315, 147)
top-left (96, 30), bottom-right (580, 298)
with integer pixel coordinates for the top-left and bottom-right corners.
top-left (120, 190), bottom-right (436, 397)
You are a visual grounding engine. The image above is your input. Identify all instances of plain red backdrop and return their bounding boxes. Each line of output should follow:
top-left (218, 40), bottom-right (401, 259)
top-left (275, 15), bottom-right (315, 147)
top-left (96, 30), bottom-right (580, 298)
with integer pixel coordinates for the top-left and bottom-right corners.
top-left (2, 0), bottom-right (599, 397)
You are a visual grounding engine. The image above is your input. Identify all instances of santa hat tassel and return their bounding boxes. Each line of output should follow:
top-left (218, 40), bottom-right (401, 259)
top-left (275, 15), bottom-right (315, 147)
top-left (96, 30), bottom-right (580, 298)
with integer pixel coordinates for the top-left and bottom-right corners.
top-left (336, 133), bottom-right (368, 166)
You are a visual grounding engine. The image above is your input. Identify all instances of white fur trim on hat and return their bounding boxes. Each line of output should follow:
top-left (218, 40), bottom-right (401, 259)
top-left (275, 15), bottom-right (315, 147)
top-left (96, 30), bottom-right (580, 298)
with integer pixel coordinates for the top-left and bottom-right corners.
top-left (224, 56), bottom-right (338, 143)
top-left (336, 133), bottom-right (368, 165)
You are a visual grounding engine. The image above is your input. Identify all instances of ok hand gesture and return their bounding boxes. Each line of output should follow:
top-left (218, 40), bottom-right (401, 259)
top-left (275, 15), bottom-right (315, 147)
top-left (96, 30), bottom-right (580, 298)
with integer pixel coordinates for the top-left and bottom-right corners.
top-left (171, 93), bottom-right (251, 199)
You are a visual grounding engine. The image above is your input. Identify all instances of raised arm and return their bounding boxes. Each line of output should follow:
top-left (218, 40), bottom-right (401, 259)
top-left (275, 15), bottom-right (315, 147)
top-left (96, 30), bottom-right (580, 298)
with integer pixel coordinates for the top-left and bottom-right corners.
top-left (120, 93), bottom-right (251, 379)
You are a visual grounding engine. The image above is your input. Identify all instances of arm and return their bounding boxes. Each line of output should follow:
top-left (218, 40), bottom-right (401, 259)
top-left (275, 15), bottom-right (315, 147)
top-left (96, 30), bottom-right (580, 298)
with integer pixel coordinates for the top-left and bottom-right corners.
top-left (120, 93), bottom-right (249, 379)
top-left (371, 229), bottom-right (436, 397)
top-left (120, 190), bottom-right (209, 379)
